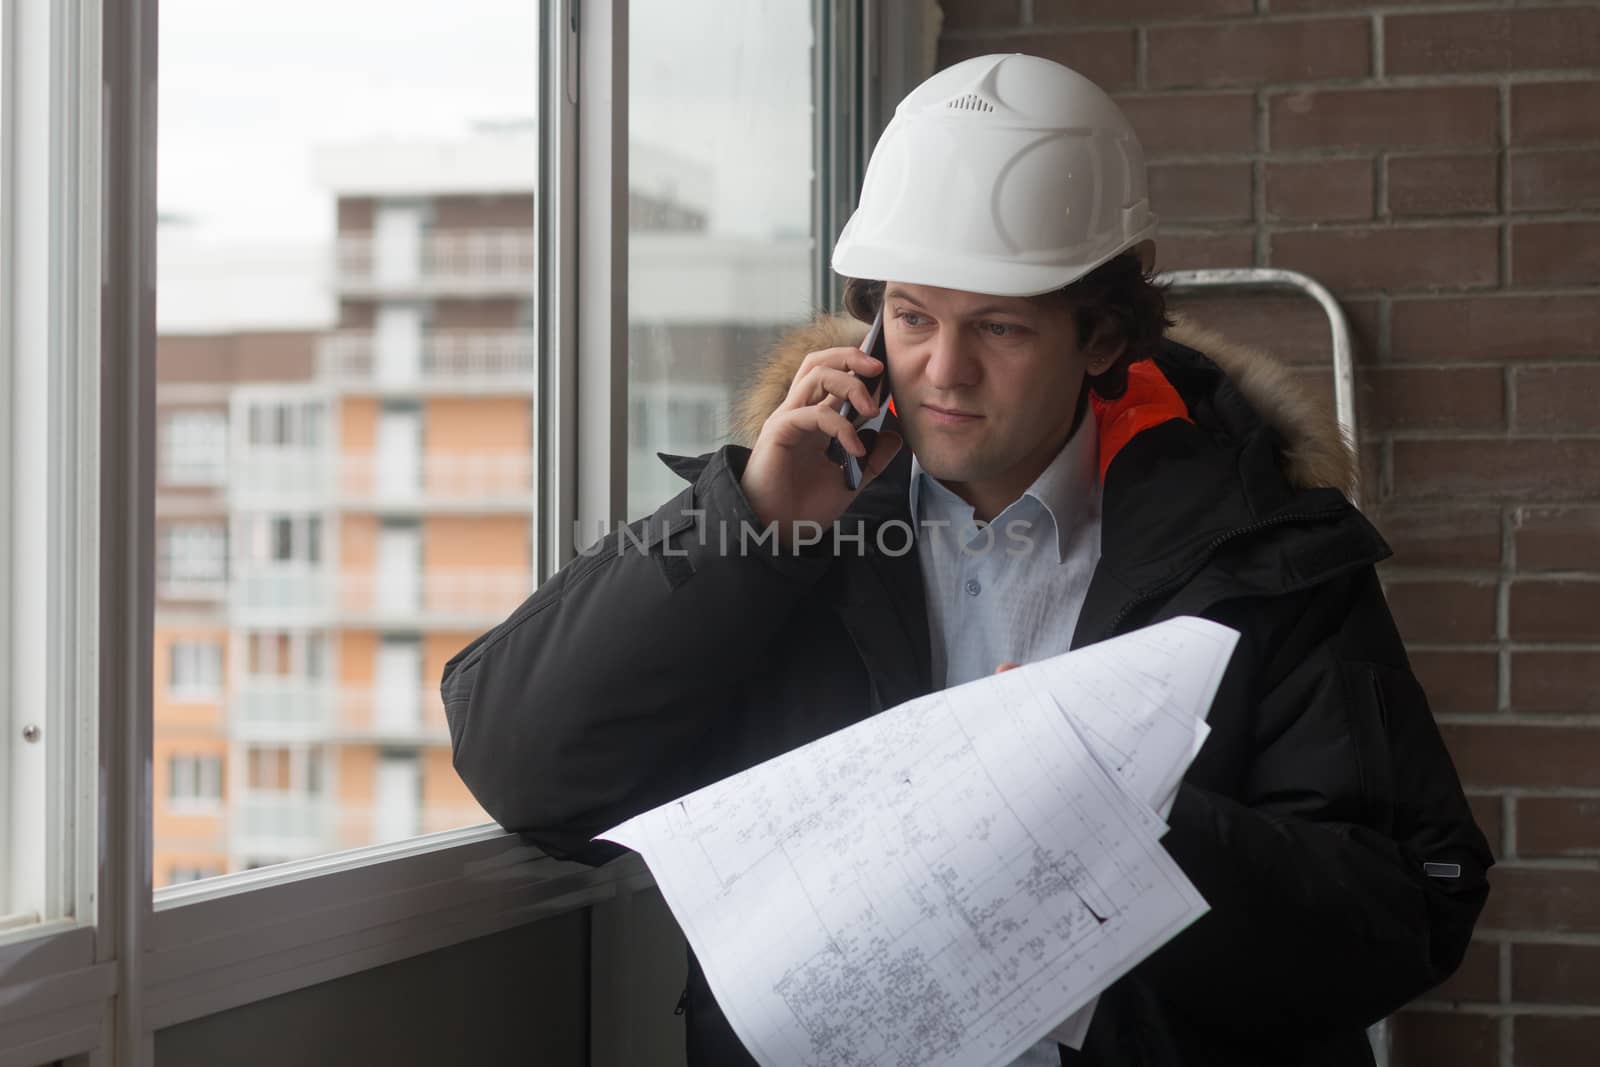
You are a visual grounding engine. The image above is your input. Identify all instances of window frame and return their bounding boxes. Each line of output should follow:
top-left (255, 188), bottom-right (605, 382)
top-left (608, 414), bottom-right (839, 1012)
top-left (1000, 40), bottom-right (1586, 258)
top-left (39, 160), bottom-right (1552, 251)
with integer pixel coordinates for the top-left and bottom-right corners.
top-left (0, 2), bottom-right (921, 1064)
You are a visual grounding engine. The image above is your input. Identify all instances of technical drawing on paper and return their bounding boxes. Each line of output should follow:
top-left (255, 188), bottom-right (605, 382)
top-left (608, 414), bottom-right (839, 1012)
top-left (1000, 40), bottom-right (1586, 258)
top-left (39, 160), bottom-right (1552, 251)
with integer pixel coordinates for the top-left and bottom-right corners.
top-left (601, 616), bottom-right (1235, 1067)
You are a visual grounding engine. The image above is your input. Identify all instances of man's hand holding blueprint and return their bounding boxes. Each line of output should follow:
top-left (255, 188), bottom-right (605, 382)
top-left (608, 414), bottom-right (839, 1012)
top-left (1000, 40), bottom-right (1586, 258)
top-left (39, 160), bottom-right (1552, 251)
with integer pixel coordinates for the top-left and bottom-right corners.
top-left (600, 616), bottom-right (1238, 1067)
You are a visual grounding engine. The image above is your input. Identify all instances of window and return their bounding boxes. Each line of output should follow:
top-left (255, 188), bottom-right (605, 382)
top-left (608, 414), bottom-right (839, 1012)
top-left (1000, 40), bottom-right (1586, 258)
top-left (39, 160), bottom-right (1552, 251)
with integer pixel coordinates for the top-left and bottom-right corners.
top-left (169, 754), bottom-right (224, 807)
top-left (161, 409), bottom-right (228, 484)
top-left (152, 0), bottom-right (539, 887)
top-left (3, 3), bottom-right (894, 1063)
top-left (159, 521), bottom-right (228, 596)
top-left (169, 863), bottom-right (224, 884)
top-left (170, 640), bottom-right (224, 700)
top-left (625, 1), bottom-right (817, 518)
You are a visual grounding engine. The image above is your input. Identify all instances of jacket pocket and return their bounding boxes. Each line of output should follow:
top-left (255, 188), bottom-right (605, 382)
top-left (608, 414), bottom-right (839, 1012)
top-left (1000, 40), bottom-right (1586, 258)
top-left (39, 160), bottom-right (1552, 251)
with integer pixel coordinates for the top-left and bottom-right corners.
top-left (1342, 662), bottom-right (1397, 838)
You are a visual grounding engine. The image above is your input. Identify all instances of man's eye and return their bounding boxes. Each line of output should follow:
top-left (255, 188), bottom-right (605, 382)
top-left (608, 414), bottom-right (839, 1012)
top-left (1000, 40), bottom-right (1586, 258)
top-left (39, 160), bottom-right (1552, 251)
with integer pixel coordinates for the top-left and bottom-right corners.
top-left (982, 322), bottom-right (1017, 337)
top-left (896, 311), bottom-right (928, 327)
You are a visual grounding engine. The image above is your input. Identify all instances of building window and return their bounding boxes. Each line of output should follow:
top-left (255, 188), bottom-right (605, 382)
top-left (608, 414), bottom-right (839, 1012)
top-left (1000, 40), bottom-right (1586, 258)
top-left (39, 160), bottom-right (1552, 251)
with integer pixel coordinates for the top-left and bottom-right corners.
top-left (159, 522), bottom-right (228, 596)
top-left (169, 863), bottom-right (225, 885)
top-left (161, 410), bottom-right (229, 485)
top-left (169, 754), bottom-right (224, 808)
top-left (169, 640), bottom-right (223, 701)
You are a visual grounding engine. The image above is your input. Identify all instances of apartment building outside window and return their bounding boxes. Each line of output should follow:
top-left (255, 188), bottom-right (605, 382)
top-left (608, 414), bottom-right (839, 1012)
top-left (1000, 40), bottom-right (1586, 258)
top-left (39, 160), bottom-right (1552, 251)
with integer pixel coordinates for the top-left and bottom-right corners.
top-left (168, 754), bottom-right (224, 808)
top-left (0, 4), bottom-right (912, 1063)
top-left (159, 521), bottom-right (228, 598)
top-left (160, 409), bottom-right (228, 485)
top-left (168, 640), bottom-right (223, 701)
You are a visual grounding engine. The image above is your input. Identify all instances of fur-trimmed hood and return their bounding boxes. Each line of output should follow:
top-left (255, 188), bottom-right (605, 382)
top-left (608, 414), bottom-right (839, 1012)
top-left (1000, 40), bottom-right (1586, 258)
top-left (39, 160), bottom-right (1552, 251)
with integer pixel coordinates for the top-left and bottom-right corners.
top-left (732, 314), bottom-right (1356, 498)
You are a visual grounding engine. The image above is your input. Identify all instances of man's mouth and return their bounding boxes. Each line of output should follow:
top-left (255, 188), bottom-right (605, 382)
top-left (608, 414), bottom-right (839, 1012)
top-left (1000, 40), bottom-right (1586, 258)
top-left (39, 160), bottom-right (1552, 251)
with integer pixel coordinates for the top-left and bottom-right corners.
top-left (922, 402), bottom-right (982, 424)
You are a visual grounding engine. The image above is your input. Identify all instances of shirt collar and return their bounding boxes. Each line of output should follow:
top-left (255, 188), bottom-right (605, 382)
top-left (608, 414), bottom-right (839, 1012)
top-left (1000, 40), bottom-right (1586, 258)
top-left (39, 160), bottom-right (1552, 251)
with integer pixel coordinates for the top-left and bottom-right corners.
top-left (909, 407), bottom-right (1099, 565)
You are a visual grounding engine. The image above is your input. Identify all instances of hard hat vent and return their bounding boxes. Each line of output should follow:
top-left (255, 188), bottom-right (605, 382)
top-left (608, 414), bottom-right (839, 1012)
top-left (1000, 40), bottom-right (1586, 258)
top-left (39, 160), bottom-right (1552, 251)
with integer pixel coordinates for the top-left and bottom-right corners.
top-left (945, 93), bottom-right (994, 113)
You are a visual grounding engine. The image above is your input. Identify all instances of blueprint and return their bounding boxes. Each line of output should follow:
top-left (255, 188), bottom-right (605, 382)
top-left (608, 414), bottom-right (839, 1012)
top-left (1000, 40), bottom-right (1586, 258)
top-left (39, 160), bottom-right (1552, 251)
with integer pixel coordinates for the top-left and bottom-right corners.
top-left (600, 616), bottom-right (1238, 1067)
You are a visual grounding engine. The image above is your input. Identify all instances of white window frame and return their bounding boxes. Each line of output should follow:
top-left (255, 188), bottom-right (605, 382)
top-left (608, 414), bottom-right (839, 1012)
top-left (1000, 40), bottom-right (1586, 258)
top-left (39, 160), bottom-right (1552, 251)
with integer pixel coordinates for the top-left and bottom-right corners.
top-left (0, 3), bottom-right (914, 1065)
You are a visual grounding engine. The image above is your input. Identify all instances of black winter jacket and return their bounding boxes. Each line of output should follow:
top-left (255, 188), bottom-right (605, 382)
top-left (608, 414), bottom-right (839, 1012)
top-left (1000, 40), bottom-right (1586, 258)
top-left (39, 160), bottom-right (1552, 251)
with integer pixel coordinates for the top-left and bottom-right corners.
top-left (442, 324), bottom-right (1492, 1067)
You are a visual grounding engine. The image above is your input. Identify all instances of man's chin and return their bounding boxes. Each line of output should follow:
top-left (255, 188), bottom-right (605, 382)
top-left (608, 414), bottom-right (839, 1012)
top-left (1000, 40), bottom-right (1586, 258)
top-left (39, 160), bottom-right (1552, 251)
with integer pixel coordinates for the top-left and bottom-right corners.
top-left (906, 445), bottom-right (983, 486)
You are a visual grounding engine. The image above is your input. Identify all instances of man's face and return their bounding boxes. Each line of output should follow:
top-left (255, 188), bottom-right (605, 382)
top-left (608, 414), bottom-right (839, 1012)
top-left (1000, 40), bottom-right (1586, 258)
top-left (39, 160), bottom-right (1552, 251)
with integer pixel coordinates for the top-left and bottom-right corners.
top-left (883, 282), bottom-right (1091, 517)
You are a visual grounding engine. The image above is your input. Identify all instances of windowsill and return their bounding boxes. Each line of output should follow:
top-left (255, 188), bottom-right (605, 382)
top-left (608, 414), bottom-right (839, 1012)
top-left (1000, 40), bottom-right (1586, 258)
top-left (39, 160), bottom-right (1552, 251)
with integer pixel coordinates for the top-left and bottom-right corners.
top-left (142, 824), bottom-right (654, 1030)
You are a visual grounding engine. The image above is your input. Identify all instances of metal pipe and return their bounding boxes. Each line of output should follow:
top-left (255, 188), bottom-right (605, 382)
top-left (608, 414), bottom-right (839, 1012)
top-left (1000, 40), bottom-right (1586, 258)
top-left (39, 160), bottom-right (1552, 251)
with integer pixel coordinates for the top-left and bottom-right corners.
top-left (1155, 267), bottom-right (1361, 506)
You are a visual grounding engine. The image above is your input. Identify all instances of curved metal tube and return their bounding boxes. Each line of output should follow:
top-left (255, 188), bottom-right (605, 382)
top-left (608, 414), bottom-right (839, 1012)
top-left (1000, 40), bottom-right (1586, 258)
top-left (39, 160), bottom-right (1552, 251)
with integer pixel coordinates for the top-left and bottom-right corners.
top-left (1155, 267), bottom-right (1361, 505)
top-left (1156, 269), bottom-right (1381, 1061)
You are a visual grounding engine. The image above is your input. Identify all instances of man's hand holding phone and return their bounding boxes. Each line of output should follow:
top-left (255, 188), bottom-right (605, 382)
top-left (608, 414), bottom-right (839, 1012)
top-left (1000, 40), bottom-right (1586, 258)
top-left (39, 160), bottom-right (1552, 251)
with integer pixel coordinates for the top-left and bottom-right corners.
top-left (740, 312), bottom-right (902, 544)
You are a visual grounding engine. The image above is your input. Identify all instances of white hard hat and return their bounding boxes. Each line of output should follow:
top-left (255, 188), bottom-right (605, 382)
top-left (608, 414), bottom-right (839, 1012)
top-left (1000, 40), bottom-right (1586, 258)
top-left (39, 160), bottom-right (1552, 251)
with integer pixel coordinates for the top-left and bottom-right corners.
top-left (831, 53), bottom-right (1156, 298)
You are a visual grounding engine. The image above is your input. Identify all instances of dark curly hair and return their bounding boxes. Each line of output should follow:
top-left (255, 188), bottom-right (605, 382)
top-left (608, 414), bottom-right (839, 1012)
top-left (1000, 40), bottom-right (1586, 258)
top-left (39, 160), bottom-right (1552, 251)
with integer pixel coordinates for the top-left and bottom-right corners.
top-left (840, 251), bottom-right (1171, 401)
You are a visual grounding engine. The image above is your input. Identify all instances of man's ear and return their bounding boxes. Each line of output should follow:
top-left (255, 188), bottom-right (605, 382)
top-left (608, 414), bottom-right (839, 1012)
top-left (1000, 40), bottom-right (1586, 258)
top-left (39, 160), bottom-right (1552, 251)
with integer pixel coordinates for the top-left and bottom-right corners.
top-left (1082, 320), bottom-right (1127, 377)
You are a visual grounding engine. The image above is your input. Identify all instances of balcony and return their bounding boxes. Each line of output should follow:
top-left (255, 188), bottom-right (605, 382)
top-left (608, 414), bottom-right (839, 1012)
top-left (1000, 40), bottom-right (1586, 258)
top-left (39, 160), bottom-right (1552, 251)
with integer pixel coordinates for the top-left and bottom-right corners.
top-left (316, 329), bottom-right (535, 391)
top-left (233, 679), bottom-right (336, 742)
top-left (336, 805), bottom-right (489, 849)
top-left (233, 792), bottom-right (488, 860)
top-left (232, 678), bottom-right (452, 746)
top-left (230, 448), bottom-right (533, 512)
top-left (335, 569), bottom-right (531, 629)
top-left (335, 229), bottom-right (535, 295)
top-left (336, 451), bottom-right (534, 512)
top-left (335, 686), bottom-right (452, 744)
top-left (235, 791), bottom-right (334, 859)
top-left (231, 445), bottom-right (329, 505)
top-left (230, 565), bottom-right (333, 626)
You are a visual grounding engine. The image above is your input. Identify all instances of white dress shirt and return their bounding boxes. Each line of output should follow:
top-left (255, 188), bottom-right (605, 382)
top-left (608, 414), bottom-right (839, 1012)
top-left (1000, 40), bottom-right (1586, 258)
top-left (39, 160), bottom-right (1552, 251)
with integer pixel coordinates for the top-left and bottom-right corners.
top-left (910, 410), bottom-right (1103, 1066)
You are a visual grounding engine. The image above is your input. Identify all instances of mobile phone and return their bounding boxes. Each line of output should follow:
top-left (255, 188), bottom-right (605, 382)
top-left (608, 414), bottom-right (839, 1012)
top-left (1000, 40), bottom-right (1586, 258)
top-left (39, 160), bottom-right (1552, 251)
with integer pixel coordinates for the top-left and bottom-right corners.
top-left (825, 308), bottom-right (892, 490)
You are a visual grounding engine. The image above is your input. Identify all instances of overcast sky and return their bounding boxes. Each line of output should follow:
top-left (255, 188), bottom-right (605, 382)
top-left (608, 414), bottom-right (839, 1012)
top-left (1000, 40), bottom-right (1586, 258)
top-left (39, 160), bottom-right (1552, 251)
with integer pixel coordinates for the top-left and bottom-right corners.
top-left (158, 0), bottom-right (812, 244)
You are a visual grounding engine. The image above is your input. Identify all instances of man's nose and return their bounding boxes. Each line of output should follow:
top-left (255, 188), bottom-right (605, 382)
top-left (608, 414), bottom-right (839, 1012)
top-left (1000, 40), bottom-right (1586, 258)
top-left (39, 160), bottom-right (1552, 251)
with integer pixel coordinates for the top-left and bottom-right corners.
top-left (922, 329), bottom-right (979, 390)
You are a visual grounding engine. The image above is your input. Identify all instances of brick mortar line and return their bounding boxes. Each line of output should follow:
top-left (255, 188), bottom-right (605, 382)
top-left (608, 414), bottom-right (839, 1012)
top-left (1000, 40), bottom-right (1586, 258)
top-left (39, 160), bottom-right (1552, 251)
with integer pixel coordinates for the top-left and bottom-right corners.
top-left (1500, 507), bottom-right (1516, 714)
top-left (1474, 930), bottom-right (1600, 947)
top-left (1135, 26), bottom-right (1147, 92)
top-left (1374, 285), bottom-right (1600, 298)
top-left (1506, 792), bottom-right (1520, 861)
top-left (1377, 292), bottom-right (1392, 365)
top-left (1371, 11), bottom-right (1385, 82)
top-left (1254, 90), bottom-right (1268, 261)
top-left (1018, 0), bottom-right (1034, 27)
top-left (1504, 362), bottom-right (1521, 434)
top-left (1468, 787), bottom-right (1600, 798)
top-left (1403, 642), bottom-right (1552, 653)
top-left (1374, 152), bottom-right (1391, 219)
top-left (1150, 148), bottom-right (1600, 166)
top-left (1473, 857), bottom-right (1600, 871)
top-left (1379, 427), bottom-right (1600, 437)
top-left (1437, 713), bottom-right (1600, 725)
top-left (1089, 69), bottom-right (1600, 97)
top-left (1328, 638), bottom-right (1600, 650)
top-left (1406, 1001), bottom-right (1600, 1018)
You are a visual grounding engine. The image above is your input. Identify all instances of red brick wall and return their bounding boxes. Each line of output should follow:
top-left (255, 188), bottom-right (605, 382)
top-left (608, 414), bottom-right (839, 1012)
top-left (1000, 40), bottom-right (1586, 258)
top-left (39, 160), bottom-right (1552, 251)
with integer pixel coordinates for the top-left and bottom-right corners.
top-left (940, 3), bottom-right (1600, 1062)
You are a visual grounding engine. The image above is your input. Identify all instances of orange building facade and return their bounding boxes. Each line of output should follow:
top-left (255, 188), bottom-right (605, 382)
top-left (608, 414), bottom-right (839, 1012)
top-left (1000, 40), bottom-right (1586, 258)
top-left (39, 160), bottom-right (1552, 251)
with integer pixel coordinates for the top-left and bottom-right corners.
top-left (153, 183), bottom-right (537, 886)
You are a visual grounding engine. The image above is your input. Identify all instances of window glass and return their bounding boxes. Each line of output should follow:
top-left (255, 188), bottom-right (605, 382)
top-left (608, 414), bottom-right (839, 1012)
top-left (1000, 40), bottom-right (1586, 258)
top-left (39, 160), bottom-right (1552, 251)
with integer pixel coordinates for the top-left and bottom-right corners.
top-left (626, 2), bottom-right (816, 518)
top-left (155, 0), bottom-right (536, 886)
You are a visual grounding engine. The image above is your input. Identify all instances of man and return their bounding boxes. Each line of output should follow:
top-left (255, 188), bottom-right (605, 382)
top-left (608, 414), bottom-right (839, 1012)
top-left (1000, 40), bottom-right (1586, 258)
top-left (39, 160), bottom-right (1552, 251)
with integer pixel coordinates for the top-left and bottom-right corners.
top-left (443, 54), bottom-right (1491, 1066)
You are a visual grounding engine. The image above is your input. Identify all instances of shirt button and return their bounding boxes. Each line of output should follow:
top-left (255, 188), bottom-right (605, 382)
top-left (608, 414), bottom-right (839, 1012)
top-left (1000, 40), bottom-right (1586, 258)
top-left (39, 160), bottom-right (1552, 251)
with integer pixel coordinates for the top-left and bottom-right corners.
top-left (965, 579), bottom-right (981, 597)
